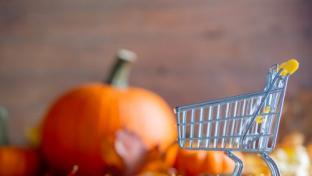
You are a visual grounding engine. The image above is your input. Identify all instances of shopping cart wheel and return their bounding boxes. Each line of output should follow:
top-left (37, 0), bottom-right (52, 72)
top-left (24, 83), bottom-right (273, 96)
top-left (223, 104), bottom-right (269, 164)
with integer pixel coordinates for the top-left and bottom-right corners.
top-left (224, 151), bottom-right (243, 176)
top-left (261, 152), bottom-right (280, 176)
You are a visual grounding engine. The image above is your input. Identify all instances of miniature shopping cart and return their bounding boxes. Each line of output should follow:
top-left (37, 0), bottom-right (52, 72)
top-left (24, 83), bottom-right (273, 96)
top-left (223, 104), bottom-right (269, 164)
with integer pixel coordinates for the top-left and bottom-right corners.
top-left (174, 59), bottom-right (299, 176)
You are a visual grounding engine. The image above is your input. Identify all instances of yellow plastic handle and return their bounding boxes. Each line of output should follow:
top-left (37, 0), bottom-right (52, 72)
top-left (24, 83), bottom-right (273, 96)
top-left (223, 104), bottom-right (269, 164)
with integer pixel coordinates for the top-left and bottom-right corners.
top-left (278, 58), bottom-right (299, 76)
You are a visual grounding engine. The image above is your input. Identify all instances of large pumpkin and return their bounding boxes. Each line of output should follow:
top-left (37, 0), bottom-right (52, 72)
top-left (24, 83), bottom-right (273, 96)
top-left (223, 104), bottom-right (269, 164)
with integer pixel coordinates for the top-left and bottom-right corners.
top-left (41, 50), bottom-right (177, 175)
top-left (0, 147), bottom-right (39, 176)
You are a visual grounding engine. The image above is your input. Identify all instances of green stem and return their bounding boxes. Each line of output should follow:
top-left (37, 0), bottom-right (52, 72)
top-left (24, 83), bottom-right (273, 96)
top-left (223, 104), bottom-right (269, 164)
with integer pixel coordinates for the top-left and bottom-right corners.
top-left (0, 106), bottom-right (9, 145)
top-left (106, 49), bottom-right (137, 88)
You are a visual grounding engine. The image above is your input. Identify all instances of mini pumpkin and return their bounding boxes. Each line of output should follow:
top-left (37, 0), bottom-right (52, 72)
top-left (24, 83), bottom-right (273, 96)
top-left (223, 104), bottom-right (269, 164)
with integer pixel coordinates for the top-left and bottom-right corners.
top-left (0, 147), bottom-right (39, 176)
top-left (174, 149), bottom-right (244, 175)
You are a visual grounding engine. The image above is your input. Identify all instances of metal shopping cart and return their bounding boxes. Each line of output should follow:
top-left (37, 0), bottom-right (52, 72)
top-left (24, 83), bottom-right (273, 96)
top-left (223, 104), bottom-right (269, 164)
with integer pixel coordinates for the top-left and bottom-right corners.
top-left (174, 59), bottom-right (299, 176)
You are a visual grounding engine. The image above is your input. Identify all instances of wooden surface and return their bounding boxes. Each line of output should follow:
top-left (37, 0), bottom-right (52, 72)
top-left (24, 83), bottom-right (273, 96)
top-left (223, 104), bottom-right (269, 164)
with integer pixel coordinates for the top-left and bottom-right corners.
top-left (0, 0), bottom-right (312, 144)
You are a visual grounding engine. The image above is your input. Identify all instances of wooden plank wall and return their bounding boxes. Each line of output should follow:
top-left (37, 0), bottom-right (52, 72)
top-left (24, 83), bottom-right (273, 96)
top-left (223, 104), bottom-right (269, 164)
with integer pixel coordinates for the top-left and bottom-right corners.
top-left (0, 0), bottom-right (312, 144)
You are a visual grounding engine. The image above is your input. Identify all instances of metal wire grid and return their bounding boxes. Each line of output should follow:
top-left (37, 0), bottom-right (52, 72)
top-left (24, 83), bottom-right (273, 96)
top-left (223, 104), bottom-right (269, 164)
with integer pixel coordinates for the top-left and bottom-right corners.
top-left (175, 66), bottom-right (288, 153)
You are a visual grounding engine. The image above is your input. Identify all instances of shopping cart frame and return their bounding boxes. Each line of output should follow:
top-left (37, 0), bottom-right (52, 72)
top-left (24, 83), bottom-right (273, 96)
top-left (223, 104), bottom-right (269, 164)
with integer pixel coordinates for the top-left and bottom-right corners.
top-left (174, 59), bottom-right (299, 176)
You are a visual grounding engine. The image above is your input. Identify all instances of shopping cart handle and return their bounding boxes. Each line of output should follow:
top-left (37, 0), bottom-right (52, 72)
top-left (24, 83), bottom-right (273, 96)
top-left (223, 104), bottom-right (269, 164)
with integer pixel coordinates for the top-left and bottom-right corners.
top-left (278, 58), bottom-right (299, 76)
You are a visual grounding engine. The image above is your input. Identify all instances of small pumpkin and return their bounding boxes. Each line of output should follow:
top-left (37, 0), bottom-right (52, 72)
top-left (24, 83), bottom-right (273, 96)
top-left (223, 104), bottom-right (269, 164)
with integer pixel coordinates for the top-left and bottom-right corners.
top-left (139, 143), bottom-right (179, 174)
top-left (41, 50), bottom-right (177, 175)
top-left (0, 147), bottom-right (39, 176)
top-left (174, 149), bottom-right (244, 175)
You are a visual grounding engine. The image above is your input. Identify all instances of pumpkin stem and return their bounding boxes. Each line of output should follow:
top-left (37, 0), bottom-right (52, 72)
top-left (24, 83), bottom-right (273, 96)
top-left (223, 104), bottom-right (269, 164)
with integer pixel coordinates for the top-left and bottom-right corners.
top-left (0, 106), bottom-right (9, 145)
top-left (106, 49), bottom-right (137, 88)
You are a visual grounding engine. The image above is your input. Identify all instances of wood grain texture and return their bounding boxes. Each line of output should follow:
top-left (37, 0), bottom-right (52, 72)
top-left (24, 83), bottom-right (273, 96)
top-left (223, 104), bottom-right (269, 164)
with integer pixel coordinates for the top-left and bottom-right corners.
top-left (0, 0), bottom-right (311, 144)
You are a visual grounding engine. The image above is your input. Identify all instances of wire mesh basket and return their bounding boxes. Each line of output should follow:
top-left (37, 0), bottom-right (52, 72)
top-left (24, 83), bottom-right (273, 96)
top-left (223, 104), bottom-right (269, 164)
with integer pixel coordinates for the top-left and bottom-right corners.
top-left (174, 59), bottom-right (299, 176)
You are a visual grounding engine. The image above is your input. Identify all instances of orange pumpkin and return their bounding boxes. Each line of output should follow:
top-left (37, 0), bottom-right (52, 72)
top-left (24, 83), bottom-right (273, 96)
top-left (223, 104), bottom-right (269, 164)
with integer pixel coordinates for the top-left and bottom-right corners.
top-left (0, 147), bottom-right (39, 176)
top-left (139, 143), bottom-right (179, 174)
top-left (174, 150), bottom-right (207, 175)
top-left (41, 50), bottom-right (177, 175)
top-left (174, 149), bottom-right (244, 175)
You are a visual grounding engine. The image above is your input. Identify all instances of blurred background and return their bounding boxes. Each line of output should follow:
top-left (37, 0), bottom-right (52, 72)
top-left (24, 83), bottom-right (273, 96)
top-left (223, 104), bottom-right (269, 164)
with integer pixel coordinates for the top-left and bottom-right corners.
top-left (0, 0), bottom-right (312, 147)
